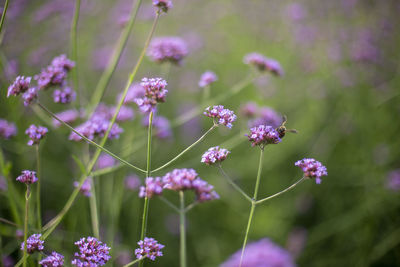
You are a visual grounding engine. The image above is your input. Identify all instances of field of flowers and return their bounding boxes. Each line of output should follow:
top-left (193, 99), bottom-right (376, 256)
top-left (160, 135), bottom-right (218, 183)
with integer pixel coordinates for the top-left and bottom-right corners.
top-left (1, 0), bottom-right (400, 266)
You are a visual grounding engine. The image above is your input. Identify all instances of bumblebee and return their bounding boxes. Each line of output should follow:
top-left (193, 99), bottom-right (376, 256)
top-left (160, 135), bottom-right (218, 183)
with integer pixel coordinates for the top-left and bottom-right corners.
top-left (276, 115), bottom-right (298, 138)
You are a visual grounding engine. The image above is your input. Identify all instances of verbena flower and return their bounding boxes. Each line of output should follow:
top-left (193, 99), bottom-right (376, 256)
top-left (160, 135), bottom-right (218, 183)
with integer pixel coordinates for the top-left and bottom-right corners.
top-left (22, 87), bottom-right (39, 106)
top-left (74, 178), bottom-right (92, 197)
top-left (220, 238), bottom-right (295, 267)
top-left (139, 177), bottom-right (164, 198)
top-left (125, 175), bottom-right (141, 191)
top-left (243, 52), bottom-right (284, 76)
top-left (386, 169), bottom-right (400, 191)
top-left (201, 146), bottom-right (230, 165)
top-left (0, 175), bottom-right (7, 191)
top-left (118, 83), bottom-right (145, 104)
top-left (246, 125), bottom-right (281, 147)
top-left (135, 78), bottom-right (168, 113)
top-left (198, 71), bottom-right (218, 88)
top-left (52, 109), bottom-right (80, 128)
top-left (35, 55), bottom-right (74, 90)
top-left (39, 251), bottom-right (64, 267)
top-left (204, 105), bottom-right (237, 128)
top-left (51, 54), bottom-right (75, 70)
top-left (7, 76), bottom-right (31, 97)
top-left (153, 0), bottom-right (173, 13)
top-left (71, 237), bottom-right (111, 267)
top-left (248, 107), bottom-right (282, 128)
top-left (191, 179), bottom-right (219, 202)
top-left (0, 119), bottom-right (17, 139)
top-left (142, 115), bottom-right (172, 139)
top-left (53, 87), bottom-right (76, 104)
top-left (20, 234), bottom-right (44, 254)
top-left (25, 124), bottom-right (48, 146)
top-left (16, 170), bottom-right (38, 184)
top-left (96, 153), bottom-right (116, 169)
top-left (147, 37), bottom-right (188, 64)
top-left (240, 102), bottom-right (258, 118)
top-left (295, 158), bottom-right (328, 184)
top-left (135, 237), bottom-right (164, 261)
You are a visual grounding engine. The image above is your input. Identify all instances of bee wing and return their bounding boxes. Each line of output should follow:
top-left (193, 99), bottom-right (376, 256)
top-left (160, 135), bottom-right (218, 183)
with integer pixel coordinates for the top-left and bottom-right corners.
top-left (288, 129), bottom-right (298, 134)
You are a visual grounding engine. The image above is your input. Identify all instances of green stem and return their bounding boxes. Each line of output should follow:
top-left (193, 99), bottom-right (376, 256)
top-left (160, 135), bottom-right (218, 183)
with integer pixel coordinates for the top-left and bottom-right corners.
top-left (35, 145), bottom-right (42, 230)
top-left (89, 179), bottom-right (100, 239)
top-left (159, 196), bottom-right (180, 213)
top-left (202, 85), bottom-right (210, 103)
top-left (239, 148), bottom-right (264, 267)
top-left (22, 185), bottom-right (31, 267)
top-left (87, 0), bottom-right (143, 114)
top-left (218, 165), bottom-right (252, 203)
top-left (0, 0), bottom-right (10, 37)
top-left (122, 257), bottom-right (144, 267)
top-left (0, 217), bottom-right (18, 227)
top-left (184, 202), bottom-right (198, 213)
top-left (152, 124), bottom-right (217, 174)
top-left (179, 191), bottom-right (187, 267)
top-left (255, 177), bottom-right (305, 205)
top-left (70, 0), bottom-right (81, 106)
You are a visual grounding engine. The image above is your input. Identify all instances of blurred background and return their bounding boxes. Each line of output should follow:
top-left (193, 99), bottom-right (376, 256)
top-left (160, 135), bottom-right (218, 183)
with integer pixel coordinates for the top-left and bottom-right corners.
top-left (1, 0), bottom-right (400, 266)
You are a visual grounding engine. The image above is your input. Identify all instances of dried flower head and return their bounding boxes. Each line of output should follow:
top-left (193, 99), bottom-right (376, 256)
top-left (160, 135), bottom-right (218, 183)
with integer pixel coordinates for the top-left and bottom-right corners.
top-left (201, 146), bottom-right (230, 165)
top-left (135, 237), bottom-right (164, 261)
top-left (198, 71), bottom-right (218, 88)
top-left (20, 234), bottom-right (44, 254)
top-left (135, 78), bottom-right (168, 113)
top-left (244, 52), bottom-right (284, 76)
top-left (7, 76), bottom-right (31, 97)
top-left (53, 87), bottom-right (76, 104)
top-left (295, 158), bottom-right (328, 184)
top-left (16, 170), bottom-right (38, 184)
top-left (153, 0), bottom-right (173, 13)
top-left (74, 178), bottom-right (92, 197)
top-left (25, 124), bottom-right (48, 146)
top-left (0, 119), bottom-right (17, 139)
top-left (204, 105), bottom-right (237, 128)
top-left (139, 177), bottom-right (164, 198)
top-left (246, 125), bottom-right (281, 147)
top-left (22, 87), bottom-right (39, 106)
top-left (39, 251), bottom-right (64, 267)
top-left (147, 37), bottom-right (188, 64)
top-left (71, 237), bottom-right (111, 267)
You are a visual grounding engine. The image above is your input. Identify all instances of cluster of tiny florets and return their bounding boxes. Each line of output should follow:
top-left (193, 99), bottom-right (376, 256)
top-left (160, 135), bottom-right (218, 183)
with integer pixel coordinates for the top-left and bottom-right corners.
top-left (135, 237), bottom-right (164, 261)
top-left (53, 87), bottom-right (76, 104)
top-left (243, 52), bottom-right (284, 76)
top-left (147, 37), bottom-right (188, 64)
top-left (295, 158), bottom-right (328, 184)
top-left (204, 105), bottom-right (237, 128)
top-left (153, 0), bottom-right (173, 13)
top-left (135, 78), bottom-right (168, 113)
top-left (39, 251), bottom-right (64, 267)
top-left (198, 71), bottom-right (218, 88)
top-left (7, 76), bottom-right (31, 97)
top-left (69, 114), bottom-right (123, 141)
top-left (0, 119), bottom-right (17, 139)
top-left (35, 54), bottom-right (75, 90)
top-left (20, 234), bottom-right (44, 254)
top-left (201, 146), bottom-right (230, 165)
top-left (25, 124), bottom-right (48, 146)
top-left (139, 177), bottom-right (164, 198)
top-left (16, 170), bottom-right (38, 184)
top-left (71, 237), bottom-right (111, 267)
top-left (22, 87), bottom-right (39, 106)
top-left (246, 125), bottom-right (281, 147)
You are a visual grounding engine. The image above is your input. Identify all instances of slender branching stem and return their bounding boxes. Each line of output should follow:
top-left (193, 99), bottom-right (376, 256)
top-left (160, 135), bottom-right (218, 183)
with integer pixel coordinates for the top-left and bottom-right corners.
top-left (0, 0), bottom-right (10, 38)
top-left (255, 177), bottom-right (306, 205)
top-left (184, 202), bottom-right (198, 213)
top-left (22, 185), bottom-right (31, 267)
top-left (218, 165), bottom-right (252, 203)
top-left (35, 145), bottom-right (41, 230)
top-left (179, 191), bottom-right (187, 267)
top-left (239, 148), bottom-right (264, 267)
top-left (70, 0), bottom-right (81, 105)
top-left (0, 217), bottom-right (18, 227)
top-left (89, 180), bottom-right (100, 239)
top-left (159, 196), bottom-right (180, 213)
top-left (122, 257), bottom-right (144, 267)
top-left (152, 124), bottom-right (217, 174)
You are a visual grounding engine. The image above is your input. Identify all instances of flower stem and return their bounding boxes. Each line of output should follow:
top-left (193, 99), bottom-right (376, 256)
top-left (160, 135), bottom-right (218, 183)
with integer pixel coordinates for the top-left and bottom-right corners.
top-left (22, 185), bottom-right (31, 267)
top-left (89, 180), bottom-right (100, 239)
top-left (239, 148), bottom-right (264, 267)
top-left (159, 196), bottom-right (180, 213)
top-left (152, 124), bottom-right (217, 174)
top-left (179, 191), bottom-right (187, 267)
top-left (218, 165), bottom-right (252, 203)
top-left (0, 0), bottom-right (10, 38)
top-left (70, 0), bottom-right (81, 106)
top-left (35, 145), bottom-right (41, 230)
top-left (255, 177), bottom-right (305, 205)
top-left (123, 257), bottom-right (144, 267)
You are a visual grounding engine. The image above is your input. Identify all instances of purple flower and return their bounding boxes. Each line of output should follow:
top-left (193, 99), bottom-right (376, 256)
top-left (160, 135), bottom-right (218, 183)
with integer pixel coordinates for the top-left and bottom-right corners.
top-left (139, 177), bottom-right (164, 198)
top-left (220, 238), bottom-right (295, 267)
top-left (244, 53), bottom-right (284, 76)
top-left (0, 119), bottom-right (17, 139)
top-left (52, 109), bottom-right (80, 128)
top-left (51, 54), bottom-right (75, 71)
top-left (112, 105), bottom-right (135, 122)
top-left (16, 170), bottom-right (38, 184)
top-left (135, 78), bottom-right (168, 113)
top-left (249, 107), bottom-right (282, 128)
top-left (386, 169), bottom-right (400, 191)
top-left (191, 179), bottom-right (219, 202)
top-left (7, 76), bottom-right (31, 97)
top-left (147, 37), bottom-right (188, 64)
top-left (69, 115), bottom-right (123, 142)
top-left (246, 125), bottom-right (281, 147)
top-left (198, 71), bottom-right (218, 88)
top-left (204, 105), bottom-right (237, 128)
top-left (96, 153), bottom-right (116, 169)
top-left (74, 178), bottom-right (92, 197)
top-left (39, 251), bottom-right (64, 267)
top-left (135, 237), bottom-right (164, 261)
top-left (20, 234), bottom-right (44, 254)
top-left (240, 102), bottom-right (258, 118)
top-left (25, 124), bottom-right (48, 146)
top-left (71, 237), bottom-right (111, 267)
top-left (295, 158), bottom-right (328, 184)
top-left (153, 0), bottom-right (172, 13)
top-left (2, 256), bottom-right (14, 267)
top-left (35, 55), bottom-right (74, 90)
top-left (22, 87), bottom-right (39, 106)
top-left (0, 175), bottom-right (7, 191)
top-left (118, 83), bottom-right (145, 104)
top-left (53, 87), bottom-right (76, 104)
top-left (142, 115), bottom-right (172, 139)
top-left (125, 175), bottom-right (141, 191)
top-left (201, 146), bottom-right (230, 165)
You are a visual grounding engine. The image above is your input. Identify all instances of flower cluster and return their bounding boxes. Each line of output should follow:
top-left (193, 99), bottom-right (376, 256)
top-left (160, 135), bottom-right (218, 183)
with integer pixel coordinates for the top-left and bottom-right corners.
top-left (52, 109), bottom-right (80, 128)
top-left (53, 87), bottom-right (76, 104)
top-left (125, 174), bottom-right (141, 191)
top-left (386, 169), bottom-right (400, 191)
top-left (198, 71), bottom-right (218, 88)
top-left (39, 252), bottom-right (64, 267)
top-left (204, 105), bottom-right (237, 128)
top-left (25, 124), bottom-right (48, 146)
top-left (135, 78), bottom-right (168, 113)
top-left (139, 177), bottom-right (164, 198)
top-left (20, 234), bottom-right (44, 254)
top-left (201, 146), bottom-right (230, 165)
top-left (243, 52), bottom-right (284, 76)
top-left (96, 153), bottom-right (116, 169)
top-left (147, 37), bottom-right (188, 64)
top-left (95, 104), bottom-right (135, 122)
top-left (0, 119), bottom-right (17, 139)
top-left (221, 238), bottom-right (295, 267)
top-left (142, 115), bottom-right (172, 139)
top-left (295, 158), bottom-right (328, 184)
top-left (35, 54), bottom-right (75, 90)
top-left (246, 125), bottom-right (281, 147)
top-left (22, 87), bottom-right (39, 106)
top-left (74, 178), bottom-right (92, 197)
top-left (241, 103), bottom-right (282, 128)
top-left (153, 0), bottom-right (173, 13)
top-left (118, 83), bottom-right (145, 104)
top-left (7, 76), bottom-right (31, 97)
top-left (71, 237), bottom-right (111, 267)
top-left (135, 237), bottom-right (164, 261)
top-left (69, 114), bottom-right (123, 141)
top-left (16, 170), bottom-right (38, 184)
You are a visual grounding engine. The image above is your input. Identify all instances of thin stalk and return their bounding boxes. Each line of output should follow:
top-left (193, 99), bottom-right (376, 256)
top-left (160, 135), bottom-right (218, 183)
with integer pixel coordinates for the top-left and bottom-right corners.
top-left (239, 148), bottom-right (264, 267)
top-left (123, 257), bottom-right (144, 267)
top-left (179, 191), bottom-right (187, 267)
top-left (159, 196), bottom-right (180, 213)
top-left (22, 185), bottom-right (31, 267)
top-left (0, 0), bottom-right (10, 37)
top-left (35, 145), bottom-right (41, 230)
top-left (0, 217), bottom-right (18, 227)
top-left (87, 0), bottom-right (143, 114)
top-left (152, 124), bottom-right (217, 173)
top-left (184, 202), bottom-right (198, 213)
top-left (256, 177), bottom-right (305, 205)
top-left (70, 0), bottom-right (81, 106)
top-left (202, 85), bottom-right (210, 103)
top-left (89, 180), bottom-right (100, 239)
top-left (218, 165), bottom-right (252, 203)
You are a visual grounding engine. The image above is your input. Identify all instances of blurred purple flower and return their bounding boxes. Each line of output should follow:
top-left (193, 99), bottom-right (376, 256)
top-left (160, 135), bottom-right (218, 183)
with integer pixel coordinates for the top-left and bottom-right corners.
top-left (39, 251), bottom-right (64, 267)
top-left (7, 76), bottom-right (31, 97)
top-left (35, 55), bottom-right (74, 90)
top-left (125, 174), bottom-right (141, 191)
top-left (285, 3), bottom-right (307, 22)
top-left (246, 125), bottom-right (281, 147)
top-left (147, 36), bottom-right (188, 64)
top-left (74, 178), bottom-right (92, 197)
top-left (25, 125), bottom-right (48, 146)
top-left (295, 158), bottom-right (328, 184)
top-left (240, 102), bottom-right (258, 118)
top-left (249, 107), bottom-right (281, 128)
top-left (0, 175), bottom-right (7, 191)
top-left (204, 105), bottom-right (237, 129)
top-left (22, 87), bottom-right (39, 106)
top-left (135, 237), bottom-right (164, 261)
top-left (199, 71), bottom-right (218, 88)
top-left (2, 256), bottom-right (14, 267)
top-left (71, 237), bottom-right (111, 266)
top-left (53, 87), bottom-right (76, 104)
top-left (0, 119), bottom-right (17, 139)
top-left (244, 53), bottom-right (284, 76)
top-left (118, 83), bottom-right (145, 104)
top-left (286, 227), bottom-right (307, 259)
top-left (139, 177), bottom-right (164, 198)
top-left (116, 250), bottom-right (132, 266)
top-left (142, 115), bottom-right (172, 139)
top-left (386, 169), bottom-right (400, 191)
top-left (201, 146), bottom-right (230, 165)
top-left (21, 234), bottom-right (44, 254)
top-left (96, 153), bottom-right (116, 169)
top-left (52, 109), bottom-right (80, 128)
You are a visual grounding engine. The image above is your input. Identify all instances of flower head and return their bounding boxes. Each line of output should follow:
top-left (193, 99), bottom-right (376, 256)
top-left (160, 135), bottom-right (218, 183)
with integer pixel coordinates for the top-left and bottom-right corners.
top-left (201, 146), bottom-right (230, 165)
top-left (118, 83), bottom-right (145, 104)
top-left (295, 158), bottom-right (328, 184)
top-left (204, 105), bottom-right (236, 128)
top-left (153, 0), bottom-right (172, 13)
top-left (16, 170), bottom-right (38, 184)
top-left (139, 177), bottom-right (164, 198)
top-left (244, 52), bottom-right (284, 76)
top-left (22, 87), bottom-right (39, 106)
top-left (135, 78), bottom-right (168, 113)
top-left (386, 169), bottom-right (400, 191)
top-left (74, 178), bottom-right (92, 197)
top-left (35, 55), bottom-right (74, 90)
top-left (249, 107), bottom-right (282, 128)
top-left (199, 71), bottom-right (218, 88)
top-left (21, 234), bottom-right (44, 254)
top-left (7, 76), bottom-right (31, 97)
top-left (240, 102), bottom-right (258, 118)
top-left (69, 115), bottom-right (123, 142)
top-left (39, 251), bottom-right (64, 267)
top-left (53, 87), bottom-right (76, 104)
top-left (0, 119), bottom-right (17, 139)
top-left (96, 153), bottom-right (116, 169)
top-left (52, 109), bottom-right (80, 128)
top-left (135, 237), bottom-right (164, 261)
top-left (142, 115), bottom-right (172, 139)
top-left (71, 237), bottom-right (111, 267)
top-left (246, 125), bottom-right (281, 147)
top-left (51, 54), bottom-right (75, 71)
top-left (125, 175), bottom-right (141, 191)
top-left (147, 37), bottom-right (188, 64)
top-left (25, 124), bottom-right (48, 146)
